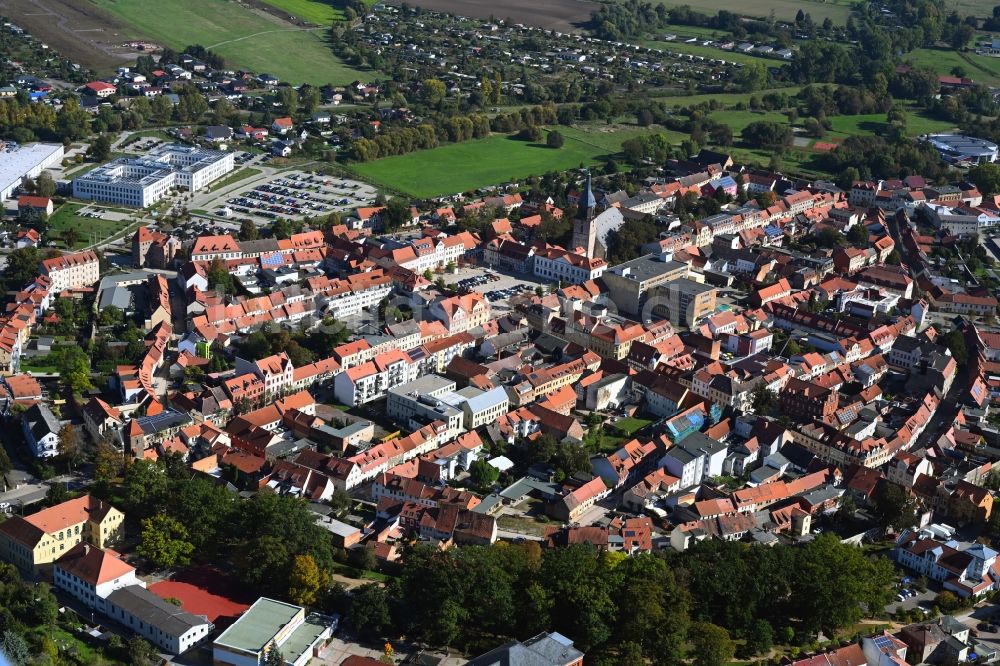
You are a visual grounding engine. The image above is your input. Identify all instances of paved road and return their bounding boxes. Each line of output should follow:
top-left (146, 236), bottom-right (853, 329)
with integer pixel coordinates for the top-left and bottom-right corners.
top-left (0, 482), bottom-right (47, 511)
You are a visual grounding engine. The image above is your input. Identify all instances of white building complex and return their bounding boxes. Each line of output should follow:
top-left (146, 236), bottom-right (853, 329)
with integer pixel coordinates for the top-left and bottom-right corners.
top-left (0, 142), bottom-right (64, 202)
top-left (73, 144), bottom-right (234, 207)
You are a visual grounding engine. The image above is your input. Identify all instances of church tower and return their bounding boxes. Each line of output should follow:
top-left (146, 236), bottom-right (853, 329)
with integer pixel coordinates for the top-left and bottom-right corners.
top-left (571, 172), bottom-right (598, 257)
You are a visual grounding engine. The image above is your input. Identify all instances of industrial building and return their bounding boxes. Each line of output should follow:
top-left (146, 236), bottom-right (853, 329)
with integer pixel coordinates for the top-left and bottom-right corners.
top-left (0, 142), bottom-right (64, 202)
top-left (924, 134), bottom-right (999, 164)
top-left (72, 144), bottom-right (234, 207)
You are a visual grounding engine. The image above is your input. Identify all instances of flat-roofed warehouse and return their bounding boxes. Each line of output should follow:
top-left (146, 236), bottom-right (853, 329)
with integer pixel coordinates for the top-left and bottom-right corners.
top-left (73, 143), bottom-right (234, 207)
top-left (0, 142), bottom-right (64, 202)
top-left (924, 134), bottom-right (999, 164)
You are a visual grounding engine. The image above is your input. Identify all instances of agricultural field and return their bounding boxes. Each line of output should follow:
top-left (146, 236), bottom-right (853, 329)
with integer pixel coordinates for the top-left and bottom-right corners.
top-left (257, 0), bottom-right (345, 25)
top-left (91, 0), bottom-right (371, 85)
top-left (651, 0), bottom-right (854, 25)
top-left (385, 0), bottom-right (599, 32)
top-left (0, 0), bottom-right (141, 72)
top-left (350, 125), bottom-right (664, 197)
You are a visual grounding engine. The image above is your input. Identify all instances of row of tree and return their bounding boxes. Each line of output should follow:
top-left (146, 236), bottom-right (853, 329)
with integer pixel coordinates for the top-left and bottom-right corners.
top-left (344, 535), bottom-right (895, 665)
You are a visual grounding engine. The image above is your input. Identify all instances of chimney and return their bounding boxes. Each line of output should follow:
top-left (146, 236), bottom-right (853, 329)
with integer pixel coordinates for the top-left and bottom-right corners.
top-left (83, 544), bottom-right (90, 555)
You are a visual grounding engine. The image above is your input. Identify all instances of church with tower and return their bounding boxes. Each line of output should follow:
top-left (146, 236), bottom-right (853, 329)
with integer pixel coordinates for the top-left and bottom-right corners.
top-left (571, 172), bottom-right (626, 260)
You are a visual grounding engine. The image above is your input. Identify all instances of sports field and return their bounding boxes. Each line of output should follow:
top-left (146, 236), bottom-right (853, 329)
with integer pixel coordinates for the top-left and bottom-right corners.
top-left (92, 0), bottom-right (369, 85)
top-left (350, 125), bottom-right (666, 197)
top-left (652, 0), bottom-right (853, 25)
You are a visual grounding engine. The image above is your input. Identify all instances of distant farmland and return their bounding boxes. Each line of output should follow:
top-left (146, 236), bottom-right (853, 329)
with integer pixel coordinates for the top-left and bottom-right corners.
top-left (90, 0), bottom-right (370, 85)
top-left (385, 0), bottom-right (599, 32)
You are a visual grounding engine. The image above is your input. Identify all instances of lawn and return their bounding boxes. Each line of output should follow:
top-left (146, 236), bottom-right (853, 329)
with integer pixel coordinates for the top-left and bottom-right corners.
top-left (258, 0), bottom-right (345, 24)
top-left (208, 167), bottom-right (262, 192)
top-left (612, 416), bottom-right (654, 436)
top-left (826, 111), bottom-right (955, 138)
top-left (656, 86), bottom-right (805, 108)
top-left (48, 203), bottom-right (134, 249)
top-left (652, 0), bottom-right (853, 24)
top-left (350, 125), bottom-right (661, 197)
top-left (92, 0), bottom-right (370, 85)
top-left (709, 109), bottom-right (790, 133)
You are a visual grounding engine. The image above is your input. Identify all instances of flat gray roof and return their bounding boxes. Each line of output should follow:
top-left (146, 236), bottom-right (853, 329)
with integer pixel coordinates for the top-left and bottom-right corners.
top-left (214, 597), bottom-right (300, 653)
top-left (0, 143), bottom-right (63, 197)
top-left (609, 253), bottom-right (688, 282)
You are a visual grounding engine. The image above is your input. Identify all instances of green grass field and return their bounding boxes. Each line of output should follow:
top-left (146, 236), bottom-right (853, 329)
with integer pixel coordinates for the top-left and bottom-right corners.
top-left (92, 0), bottom-right (369, 85)
top-left (904, 47), bottom-right (1000, 86)
top-left (709, 109), bottom-right (790, 132)
top-left (826, 111), bottom-right (955, 138)
top-left (656, 86), bottom-right (805, 108)
top-left (258, 0), bottom-right (345, 24)
top-left (208, 167), bottom-right (262, 192)
top-left (350, 125), bottom-right (662, 197)
top-left (652, 0), bottom-right (853, 24)
top-left (48, 204), bottom-right (133, 249)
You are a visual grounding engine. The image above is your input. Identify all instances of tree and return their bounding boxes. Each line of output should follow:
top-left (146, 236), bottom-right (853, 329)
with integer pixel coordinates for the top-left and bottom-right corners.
top-left (382, 197), bottom-right (411, 231)
top-left (35, 171), bottom-right (56, 198)
top-left (873, 483), bottom-right (916, 530)
top-left (969, 162), bottom-right (1000, 195)
top-left (547, 130), bottom-right (565, 148)
top-left (58, 424), bottom-right (83, 471)
top-left (942, 328), bottom-right (969, 366)
top-left (349, 583), bottom-right (392, 640)
top-left (421, 78), bottom-right (447, 108)
top-left (138, 514), bottom-right (195, 568)
top-left (751, 385), bottom-right (777, 415)
top-left (53, 345), bottom-right (92, 394)
top-left (278, 86), bottom-right (298, 115)
top-left (264, 641), bottom-right (284, 666)
top-left (469, 459), bottom-right (500, 488)
top-left (743, 619), bottom-right (773, 657)
top-left (86, 134), bottom-right (112, 162)
top-left (4, 248), bottom-right (40, 291)
top-left (126, 636), bottom-right (158, 666)
top-left (239, 219), bottom-right (260, 241)
top-left (288, 554), bottom-right (326, 606)
top-left (0, 631), bottom-right (30, 666)
top-left (329, 489), bottom-right (351, 516)
top-left (94, 439), bottom-right (123, 484)
top-left (847, 224), bottom-right (869, 244)
top-left (207, 257), bottom-right (234, 294)
top-left (690, 622), bottom-right (735, 666)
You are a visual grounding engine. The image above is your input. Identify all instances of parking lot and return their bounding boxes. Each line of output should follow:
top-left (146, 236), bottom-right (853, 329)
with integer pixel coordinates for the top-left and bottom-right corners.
top-left (449, 266), bottom-right (548, 313)
top-left (207, 170), bottom-right (379, 224)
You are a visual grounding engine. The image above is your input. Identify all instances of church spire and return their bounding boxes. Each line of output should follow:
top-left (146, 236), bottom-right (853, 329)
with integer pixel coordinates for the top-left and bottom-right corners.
top-left (579, 171), bottom-right (596, 219)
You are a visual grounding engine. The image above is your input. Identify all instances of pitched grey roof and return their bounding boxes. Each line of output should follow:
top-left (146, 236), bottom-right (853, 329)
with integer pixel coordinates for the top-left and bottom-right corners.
top-left (107, 586), bottom-right (208, 637)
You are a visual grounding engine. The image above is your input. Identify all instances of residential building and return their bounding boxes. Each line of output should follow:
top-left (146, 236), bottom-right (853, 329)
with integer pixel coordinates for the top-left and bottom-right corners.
top-left (21, 402), bottom-right (60, 458)
top-left (0, 495), bottom-right (124, 577)
top-left (40, 250), bottom-right (100, 292)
